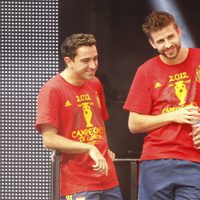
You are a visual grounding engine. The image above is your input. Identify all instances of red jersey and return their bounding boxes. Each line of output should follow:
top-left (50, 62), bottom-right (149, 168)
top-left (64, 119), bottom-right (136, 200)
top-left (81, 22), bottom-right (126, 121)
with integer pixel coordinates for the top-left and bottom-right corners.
top-left (123, 48), bottom-right (200, 162)
top-left (35, 74), bottom-right (119, 196)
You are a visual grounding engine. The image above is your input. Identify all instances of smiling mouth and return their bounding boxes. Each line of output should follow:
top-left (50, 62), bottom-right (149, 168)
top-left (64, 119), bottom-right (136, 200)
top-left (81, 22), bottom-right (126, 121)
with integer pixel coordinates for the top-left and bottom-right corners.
top-left (87, 69), bottom-right (96, 74)
top-left (165, 46), bottom-right (176, 53)
top-left (86, 72), bottom-right (95, 76)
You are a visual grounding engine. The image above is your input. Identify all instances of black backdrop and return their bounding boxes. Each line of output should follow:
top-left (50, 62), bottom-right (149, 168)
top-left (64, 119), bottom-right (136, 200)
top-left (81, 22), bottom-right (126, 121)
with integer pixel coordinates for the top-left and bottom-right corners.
top-left (58, 0), bottom-right (200, 159)
top-left (1, 1), bottom-right (200, 200)
top-left (0, 0), bottom-right (58, 199)
top-left (58, 2), bottom-right (200, 198)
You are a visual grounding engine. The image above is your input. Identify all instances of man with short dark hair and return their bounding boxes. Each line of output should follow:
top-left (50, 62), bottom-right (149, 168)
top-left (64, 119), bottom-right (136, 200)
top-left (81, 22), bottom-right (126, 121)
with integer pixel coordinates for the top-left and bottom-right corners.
top-left (36, 33), bottom-right (123, 200)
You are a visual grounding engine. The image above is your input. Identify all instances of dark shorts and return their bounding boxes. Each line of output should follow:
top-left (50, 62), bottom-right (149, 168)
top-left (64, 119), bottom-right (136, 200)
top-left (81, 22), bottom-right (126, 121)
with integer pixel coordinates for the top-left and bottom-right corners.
top-left (60, 186), bottom-right (123, 200)
top-left (139, 159), bottom-right (200, 200)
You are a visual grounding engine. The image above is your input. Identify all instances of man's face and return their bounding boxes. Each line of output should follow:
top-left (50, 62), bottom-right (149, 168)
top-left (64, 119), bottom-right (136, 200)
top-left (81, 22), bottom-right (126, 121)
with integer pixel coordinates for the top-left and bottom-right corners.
top-left (68, 45), bottom-right (98, 81)
top-left (149, 23), bottom-right (181, 60)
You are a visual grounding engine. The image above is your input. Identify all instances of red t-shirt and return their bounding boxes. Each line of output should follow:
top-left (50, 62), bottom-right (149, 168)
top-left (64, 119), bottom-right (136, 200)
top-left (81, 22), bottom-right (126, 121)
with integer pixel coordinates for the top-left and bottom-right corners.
top-left (35, 74), bottom-right (119, 196)
top-left (123, 48), bottom-right (200, 162)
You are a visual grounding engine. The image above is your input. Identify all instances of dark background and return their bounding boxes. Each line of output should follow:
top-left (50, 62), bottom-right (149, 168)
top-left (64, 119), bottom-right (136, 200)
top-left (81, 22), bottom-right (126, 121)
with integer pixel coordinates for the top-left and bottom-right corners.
top-left (58, 0), bottom-right (200, 160)
top-left (60, 1), bottom-right (200, 199)
top-left (1, 1), bottom-right (199, 200)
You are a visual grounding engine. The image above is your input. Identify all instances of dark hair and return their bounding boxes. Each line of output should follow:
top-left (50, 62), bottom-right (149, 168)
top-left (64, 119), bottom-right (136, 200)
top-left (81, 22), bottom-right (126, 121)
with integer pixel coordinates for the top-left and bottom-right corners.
top-left (142, 11), bottom-right (179, 39)
top-left (61, 33), bottom-right (96, 60)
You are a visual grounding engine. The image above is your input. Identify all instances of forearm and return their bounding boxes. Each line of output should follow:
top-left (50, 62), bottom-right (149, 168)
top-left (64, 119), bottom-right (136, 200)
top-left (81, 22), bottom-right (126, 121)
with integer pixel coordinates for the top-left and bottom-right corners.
top-left (41, 125), bottom-right (92, 154)
top-left (128, 106), bottom-right (200, 134)
top-left (46, 133), bottom-right (92, 153)
top-left (128, 112), bottom-right (172, 134)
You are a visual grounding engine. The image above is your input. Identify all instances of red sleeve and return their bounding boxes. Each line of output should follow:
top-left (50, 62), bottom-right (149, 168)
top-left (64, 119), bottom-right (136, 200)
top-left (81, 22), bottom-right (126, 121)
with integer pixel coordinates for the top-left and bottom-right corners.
top-left (35, 84), bottom-right (59, 133)
top-left (123, 67), bottom-right (152, 114)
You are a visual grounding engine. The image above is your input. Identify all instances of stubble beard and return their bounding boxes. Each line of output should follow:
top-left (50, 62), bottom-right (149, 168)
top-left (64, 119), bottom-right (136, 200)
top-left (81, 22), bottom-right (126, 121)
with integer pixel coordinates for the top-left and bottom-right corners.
top-left (161, 43), bottom-right (181, 60)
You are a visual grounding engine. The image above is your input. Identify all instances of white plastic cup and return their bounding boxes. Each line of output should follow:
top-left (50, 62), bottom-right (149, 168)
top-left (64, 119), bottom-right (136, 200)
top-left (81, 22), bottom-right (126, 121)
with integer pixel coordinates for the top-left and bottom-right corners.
top-left (192, 121), bottom-right (200, 128)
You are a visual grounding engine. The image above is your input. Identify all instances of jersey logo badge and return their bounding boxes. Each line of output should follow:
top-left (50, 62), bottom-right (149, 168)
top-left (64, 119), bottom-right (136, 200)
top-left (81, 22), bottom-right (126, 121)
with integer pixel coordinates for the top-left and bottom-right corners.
top-left (78, 102), bottom-right (94, 127)
top-left (155, 82), bottom-right (162, 88)
top-left (196, 65), bottom-right (200, 83)
top-left (65, 100), bottom-right (72, 107)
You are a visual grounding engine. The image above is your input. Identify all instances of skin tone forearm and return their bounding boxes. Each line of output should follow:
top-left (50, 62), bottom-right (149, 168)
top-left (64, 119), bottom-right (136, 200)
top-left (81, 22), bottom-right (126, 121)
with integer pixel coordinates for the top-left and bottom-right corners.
top-left (41, 124), bottom-right (109, 175)
top-left (128, 106), bottom-right (200, 134)
top-left (42, 125), bottom-right (93, 153)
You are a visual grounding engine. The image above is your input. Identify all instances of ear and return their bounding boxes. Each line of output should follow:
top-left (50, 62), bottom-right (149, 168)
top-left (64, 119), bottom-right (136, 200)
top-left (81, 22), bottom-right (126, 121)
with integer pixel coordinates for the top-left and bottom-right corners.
top-left (148, 38), bottom-right (157, 49)
top-left (64, 57), bottom-right (73, 67)
top-left (177, 26), bottom-right (182, 37)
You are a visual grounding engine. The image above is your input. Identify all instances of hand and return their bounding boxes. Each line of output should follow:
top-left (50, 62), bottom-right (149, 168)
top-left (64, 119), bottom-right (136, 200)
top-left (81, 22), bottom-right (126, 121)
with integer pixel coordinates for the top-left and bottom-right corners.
top-left (191, 126), bottom-right (200, 149)
top-left (170, 106), bottom-right (200, 124)
top-left (88, 145), bottom-right (108, 176)
top-left (108, 149), bottom-right (115, 161)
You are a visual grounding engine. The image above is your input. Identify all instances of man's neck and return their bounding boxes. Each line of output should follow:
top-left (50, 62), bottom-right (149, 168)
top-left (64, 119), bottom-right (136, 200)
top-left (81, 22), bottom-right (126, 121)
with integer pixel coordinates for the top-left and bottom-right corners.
top-left (60, 68), bottom-right (85, 86)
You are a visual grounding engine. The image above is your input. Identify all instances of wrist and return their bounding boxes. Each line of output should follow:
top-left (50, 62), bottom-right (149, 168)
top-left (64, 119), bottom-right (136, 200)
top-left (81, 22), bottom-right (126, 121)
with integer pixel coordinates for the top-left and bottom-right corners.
top-left (164, 112), bottom-right (174, 123)
top-left (87, 144), bottom-right (94, 152)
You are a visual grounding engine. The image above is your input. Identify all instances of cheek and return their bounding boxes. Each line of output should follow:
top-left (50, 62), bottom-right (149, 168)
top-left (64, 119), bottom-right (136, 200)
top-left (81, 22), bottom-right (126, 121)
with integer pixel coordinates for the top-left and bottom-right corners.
top-left (155, 45), bottom-right (164, 53)
top-left (151, 41), bottom-right (162, 50)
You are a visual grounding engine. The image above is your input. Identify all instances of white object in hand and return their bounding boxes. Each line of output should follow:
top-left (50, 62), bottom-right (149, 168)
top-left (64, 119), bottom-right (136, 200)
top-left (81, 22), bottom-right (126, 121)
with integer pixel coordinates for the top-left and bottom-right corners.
top-left (192, 121), bottom-right (200, 128)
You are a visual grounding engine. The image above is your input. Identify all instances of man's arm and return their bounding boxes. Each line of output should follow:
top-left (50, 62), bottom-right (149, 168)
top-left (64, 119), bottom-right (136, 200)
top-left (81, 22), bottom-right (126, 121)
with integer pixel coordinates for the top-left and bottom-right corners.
top-left (128, 106), bottom-right (200, 134)
top-left (41, 124), bottom-right (108, 175)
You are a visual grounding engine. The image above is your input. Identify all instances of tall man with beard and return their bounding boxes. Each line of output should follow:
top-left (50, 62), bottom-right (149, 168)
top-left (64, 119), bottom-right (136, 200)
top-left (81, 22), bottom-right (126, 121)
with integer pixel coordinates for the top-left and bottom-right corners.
top-left (123, 11), bottom-right (200, 200)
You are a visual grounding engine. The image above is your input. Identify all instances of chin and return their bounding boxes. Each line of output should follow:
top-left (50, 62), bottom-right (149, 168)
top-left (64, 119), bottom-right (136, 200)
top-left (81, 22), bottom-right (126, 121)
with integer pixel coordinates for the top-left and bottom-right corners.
top-left (85, 75), bottom-right (95, 80)
top-left (167, 54), bottom-right (178, 59)
top-left (87, 73), bottom-right (96, 78)
top-left (162, 52), bottom-right (178, 60)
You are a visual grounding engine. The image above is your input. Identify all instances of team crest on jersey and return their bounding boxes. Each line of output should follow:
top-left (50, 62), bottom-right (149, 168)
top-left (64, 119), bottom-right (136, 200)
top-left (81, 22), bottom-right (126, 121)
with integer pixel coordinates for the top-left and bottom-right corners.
top-left (95, 92), bottom-right (101, 108)
top-left (78, 102), bottom-right (94, 128)
top-left (168, 71), bottom-right (191, 106)
top-left (196, 65), bottom-right (200, 83)
top-left (71, 93), bottom-right (104, 144)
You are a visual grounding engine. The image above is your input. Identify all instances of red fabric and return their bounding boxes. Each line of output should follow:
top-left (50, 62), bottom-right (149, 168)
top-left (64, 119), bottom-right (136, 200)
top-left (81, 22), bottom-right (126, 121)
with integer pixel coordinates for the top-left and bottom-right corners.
top-left (35, 74), bottom-right (118, 196)
top-left (123, 48), bottom-right (200, 162)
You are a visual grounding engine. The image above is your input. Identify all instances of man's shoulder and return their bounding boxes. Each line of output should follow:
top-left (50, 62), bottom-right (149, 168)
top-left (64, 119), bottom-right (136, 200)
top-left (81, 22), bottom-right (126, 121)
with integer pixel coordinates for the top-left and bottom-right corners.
top-left (85, 77), bottom-right (103, 94)
top-left (87, 77), bottom-right (101, 87)
top-left (138, 56), bottom-right (159, 71)
top-left (189, 48), bottom-right (200, 54)
top-left (44, 74), bottom-right (61, 86)
top-left (40, 74), bottom-right (63, 92)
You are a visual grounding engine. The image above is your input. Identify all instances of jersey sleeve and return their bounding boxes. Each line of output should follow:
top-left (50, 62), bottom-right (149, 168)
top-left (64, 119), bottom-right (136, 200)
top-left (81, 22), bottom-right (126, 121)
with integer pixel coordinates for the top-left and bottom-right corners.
top-left (123, 67), bottom-right (152, 114)
top-left (35, 84), bottom-right (60, 133)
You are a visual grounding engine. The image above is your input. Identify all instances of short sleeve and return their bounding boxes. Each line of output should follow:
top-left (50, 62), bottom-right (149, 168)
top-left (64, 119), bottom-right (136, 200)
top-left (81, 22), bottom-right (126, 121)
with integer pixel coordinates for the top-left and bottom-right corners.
top-left (35, 84), bottom-right (59, 133)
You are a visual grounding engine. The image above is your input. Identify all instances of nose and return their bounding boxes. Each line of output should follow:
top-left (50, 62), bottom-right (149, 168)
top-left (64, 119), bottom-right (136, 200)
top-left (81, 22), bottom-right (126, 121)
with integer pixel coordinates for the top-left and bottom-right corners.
top-left (89, 60), bottom-right (97, 69)
top-left (165, 40), bottom-right (172, 48)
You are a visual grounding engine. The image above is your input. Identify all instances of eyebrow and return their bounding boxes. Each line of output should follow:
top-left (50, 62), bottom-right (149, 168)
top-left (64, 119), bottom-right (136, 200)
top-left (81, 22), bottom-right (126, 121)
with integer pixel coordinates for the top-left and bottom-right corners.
top-left (80, 55), bottom-right (98, 61)
top-left (156, 33), bottom-right (175, 43)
